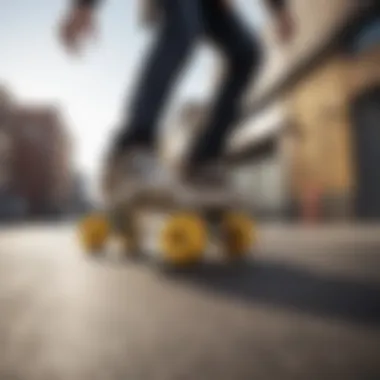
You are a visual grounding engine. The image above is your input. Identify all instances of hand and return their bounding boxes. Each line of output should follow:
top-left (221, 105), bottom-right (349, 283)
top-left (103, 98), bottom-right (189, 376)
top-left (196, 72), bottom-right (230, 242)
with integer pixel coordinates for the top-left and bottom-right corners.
top-left (59, 6), bottom-right (97, 55)
top-left (274, 10), bottom-right (295, 44)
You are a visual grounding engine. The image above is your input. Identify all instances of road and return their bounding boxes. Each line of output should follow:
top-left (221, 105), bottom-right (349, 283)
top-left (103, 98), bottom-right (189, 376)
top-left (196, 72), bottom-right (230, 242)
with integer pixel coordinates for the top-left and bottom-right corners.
top-left (0, 223), bottom-right (380, 380)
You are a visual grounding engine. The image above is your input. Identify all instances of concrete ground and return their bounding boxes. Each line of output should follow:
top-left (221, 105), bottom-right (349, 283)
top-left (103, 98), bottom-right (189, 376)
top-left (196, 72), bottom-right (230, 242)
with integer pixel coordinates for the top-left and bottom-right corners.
top-left (0, 223), bottom-right (379, 380)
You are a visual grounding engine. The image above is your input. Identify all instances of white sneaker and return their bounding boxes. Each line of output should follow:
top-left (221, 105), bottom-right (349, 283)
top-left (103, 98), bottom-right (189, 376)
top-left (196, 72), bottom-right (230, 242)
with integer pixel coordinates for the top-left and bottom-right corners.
top-left (105, 147), bottom-right (180, 207)
top-left (174, 161), bottom-right (238, 208)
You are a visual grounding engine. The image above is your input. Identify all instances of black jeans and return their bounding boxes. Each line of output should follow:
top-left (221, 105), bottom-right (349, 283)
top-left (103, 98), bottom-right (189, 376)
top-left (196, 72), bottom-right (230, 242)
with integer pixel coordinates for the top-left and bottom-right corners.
top-left (121, 0), bottom-right (262, 163)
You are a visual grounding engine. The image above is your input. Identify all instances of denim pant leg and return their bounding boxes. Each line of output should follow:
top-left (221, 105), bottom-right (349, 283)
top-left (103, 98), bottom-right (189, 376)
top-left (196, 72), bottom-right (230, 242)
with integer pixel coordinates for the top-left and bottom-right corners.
top-left (121, 0), bottom-right (203, 148)
top-left (189, 1), bottom-right (263, 163)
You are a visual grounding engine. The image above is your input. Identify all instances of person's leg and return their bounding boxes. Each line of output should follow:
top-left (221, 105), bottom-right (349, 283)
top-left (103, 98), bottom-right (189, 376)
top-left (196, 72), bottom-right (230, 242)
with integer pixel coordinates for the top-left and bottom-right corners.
top-left (102, 0), bottom-right (204, 200)
top-left (112, 0), bottom-right (203, 153)
top-left (187, 0), bottom-right (262, 166)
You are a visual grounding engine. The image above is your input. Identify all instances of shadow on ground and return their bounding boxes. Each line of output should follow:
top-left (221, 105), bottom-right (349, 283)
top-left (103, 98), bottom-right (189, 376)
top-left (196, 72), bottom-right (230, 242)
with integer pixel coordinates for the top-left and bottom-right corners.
top-left (163, 259), bottom-right (380, 327)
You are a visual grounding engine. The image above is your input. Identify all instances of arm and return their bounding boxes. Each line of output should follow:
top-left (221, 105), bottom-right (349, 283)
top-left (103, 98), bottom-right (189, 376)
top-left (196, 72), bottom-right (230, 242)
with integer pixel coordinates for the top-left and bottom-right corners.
top-left (59, 0), bottom-right (101, 53)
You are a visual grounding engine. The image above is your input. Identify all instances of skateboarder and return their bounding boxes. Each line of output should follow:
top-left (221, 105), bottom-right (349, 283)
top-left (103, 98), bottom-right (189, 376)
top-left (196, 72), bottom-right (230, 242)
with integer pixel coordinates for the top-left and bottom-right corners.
top-left (59, 0), bottom-right (294, 200)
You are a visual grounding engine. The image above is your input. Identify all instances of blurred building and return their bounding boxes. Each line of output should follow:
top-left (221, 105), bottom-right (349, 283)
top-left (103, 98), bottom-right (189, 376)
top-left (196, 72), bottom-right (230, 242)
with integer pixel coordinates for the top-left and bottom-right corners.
top-left (223, 0), bottom-right (380, 221)
top-left (0, 87), bottom-right (13, 192)
top-left (9, 105), bottom-right (74, 217)
top-left (227, 103), bottom-right (292, 218)
top-left (284, 5), bottom-right (380, 220)
top-left (0, 87), bottom-right (75, 220)
top-left (0, 86), bottom-right (28, 221)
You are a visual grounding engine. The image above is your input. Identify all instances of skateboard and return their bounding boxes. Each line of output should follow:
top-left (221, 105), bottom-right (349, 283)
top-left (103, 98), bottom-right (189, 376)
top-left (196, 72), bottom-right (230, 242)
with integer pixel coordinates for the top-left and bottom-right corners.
top-left (77, 164), bottom-right (256, 268)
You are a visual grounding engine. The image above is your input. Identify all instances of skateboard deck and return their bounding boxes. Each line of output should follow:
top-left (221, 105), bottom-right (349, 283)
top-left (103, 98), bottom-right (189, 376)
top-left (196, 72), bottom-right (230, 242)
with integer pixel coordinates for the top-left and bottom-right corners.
top-left (78, 163), bottom-right (256, 268)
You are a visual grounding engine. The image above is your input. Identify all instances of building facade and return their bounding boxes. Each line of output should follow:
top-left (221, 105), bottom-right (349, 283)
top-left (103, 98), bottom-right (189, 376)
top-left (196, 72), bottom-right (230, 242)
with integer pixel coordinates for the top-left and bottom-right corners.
top-left (10, 106), bottom-right (74, 217)
top-left (222, 0), bottom-right (379, 221)
top-left (285, 14), bottom-right (380, 220)
top-left (0, 86), bottom-right (75, 220)
top-left (0, 87), bottom-right (29, 220)
top-left (0, 87), bottom-right (13, 193)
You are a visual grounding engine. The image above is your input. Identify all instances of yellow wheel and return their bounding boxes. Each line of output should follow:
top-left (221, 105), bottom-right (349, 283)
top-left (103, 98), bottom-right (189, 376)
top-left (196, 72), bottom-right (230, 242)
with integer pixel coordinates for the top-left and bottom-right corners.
top-left (78, 213), bottom-right (110, 253)
top-left (160, 213), bottom-right (207, 266)
top-left (222, 212), bottom-right (255, 258)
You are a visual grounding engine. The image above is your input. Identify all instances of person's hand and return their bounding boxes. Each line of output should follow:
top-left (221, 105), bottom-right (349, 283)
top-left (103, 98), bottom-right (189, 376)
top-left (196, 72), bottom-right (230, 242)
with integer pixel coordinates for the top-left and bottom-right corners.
top-left (59, 6), bottom-right (97, 55)
top-left (274, 10), bottom-right (295, 44)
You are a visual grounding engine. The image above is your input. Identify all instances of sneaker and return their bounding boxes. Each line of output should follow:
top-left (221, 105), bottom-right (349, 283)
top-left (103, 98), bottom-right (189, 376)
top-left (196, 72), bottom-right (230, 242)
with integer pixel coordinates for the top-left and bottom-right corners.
top-left (175, 160), bottom-right (238, 208)
top-left (102, 146), bottom-right (153, 203)
top-left (103, 143), bottom-right (181, 208)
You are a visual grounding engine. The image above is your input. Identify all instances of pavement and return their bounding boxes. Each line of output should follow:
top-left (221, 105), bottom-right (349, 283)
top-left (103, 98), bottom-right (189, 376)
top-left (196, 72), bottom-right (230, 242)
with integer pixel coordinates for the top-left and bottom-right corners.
top-left (0, 223), bottom-right (380, 380)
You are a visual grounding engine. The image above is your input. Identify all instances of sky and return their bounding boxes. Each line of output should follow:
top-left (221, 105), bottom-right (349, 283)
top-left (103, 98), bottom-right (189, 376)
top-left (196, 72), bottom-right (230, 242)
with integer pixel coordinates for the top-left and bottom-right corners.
top-left (0, 0), bottom-right (267, 190)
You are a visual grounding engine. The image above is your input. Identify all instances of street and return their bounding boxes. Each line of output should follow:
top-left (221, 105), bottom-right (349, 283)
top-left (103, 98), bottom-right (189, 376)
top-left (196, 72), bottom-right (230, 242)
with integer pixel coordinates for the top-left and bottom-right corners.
top-left (0, 223), bottom-right (380, 380)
